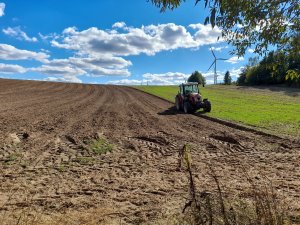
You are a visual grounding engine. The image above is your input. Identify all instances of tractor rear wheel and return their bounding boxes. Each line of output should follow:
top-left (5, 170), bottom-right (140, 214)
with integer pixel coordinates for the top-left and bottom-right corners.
top-left (203, 100), bottom-right (211, 112)
top-left (175, 97), bottom-right (181, 111)
top-left (183, 102), bottom-right (192, 114)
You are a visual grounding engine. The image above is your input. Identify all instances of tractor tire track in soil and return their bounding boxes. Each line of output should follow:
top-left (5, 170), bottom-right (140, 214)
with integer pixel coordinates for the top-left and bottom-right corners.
top-left (0, 79), bottom-right (299, 224)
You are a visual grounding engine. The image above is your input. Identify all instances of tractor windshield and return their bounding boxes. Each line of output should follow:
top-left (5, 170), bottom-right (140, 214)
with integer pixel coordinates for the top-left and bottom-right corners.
top-left (184, 85), bottom-right (199, 94)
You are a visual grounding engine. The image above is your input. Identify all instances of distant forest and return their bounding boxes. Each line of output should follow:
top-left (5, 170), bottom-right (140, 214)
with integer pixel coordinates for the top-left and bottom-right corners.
top-left (237, 51), bottom-right (300, 87)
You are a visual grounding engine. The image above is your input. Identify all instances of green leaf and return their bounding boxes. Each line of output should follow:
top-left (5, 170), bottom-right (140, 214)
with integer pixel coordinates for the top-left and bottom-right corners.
top-left (210, 8), bottom-right (216, 28)
top-left (204, 16), bottom-right (210, 25)
top-left (204, 0), bottom-right (209, 8)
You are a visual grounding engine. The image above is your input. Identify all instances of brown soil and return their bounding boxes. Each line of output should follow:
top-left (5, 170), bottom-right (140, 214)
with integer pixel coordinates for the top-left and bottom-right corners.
top-left (0, 79), bottom-right (299, 224)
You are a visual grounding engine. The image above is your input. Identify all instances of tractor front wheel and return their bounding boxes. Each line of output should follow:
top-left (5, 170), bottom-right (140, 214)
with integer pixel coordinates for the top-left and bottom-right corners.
top-left (203, 100), bottom-right (211, 112)
top-left (183, 102), bottom-right (192, 114)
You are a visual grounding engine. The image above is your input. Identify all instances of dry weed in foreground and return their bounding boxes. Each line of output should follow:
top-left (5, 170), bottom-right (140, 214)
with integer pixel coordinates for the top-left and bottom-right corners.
top-left (177, 144), bottom-right (295, 225)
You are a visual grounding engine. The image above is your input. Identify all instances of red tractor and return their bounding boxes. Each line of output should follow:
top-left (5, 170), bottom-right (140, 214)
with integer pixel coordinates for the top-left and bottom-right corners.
top-left (175, 82), bottom-right (211, 113)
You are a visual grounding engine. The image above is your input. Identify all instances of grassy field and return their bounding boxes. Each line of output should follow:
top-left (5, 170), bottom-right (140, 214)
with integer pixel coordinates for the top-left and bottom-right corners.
top-left (135, 85), bottom-right (300, 136)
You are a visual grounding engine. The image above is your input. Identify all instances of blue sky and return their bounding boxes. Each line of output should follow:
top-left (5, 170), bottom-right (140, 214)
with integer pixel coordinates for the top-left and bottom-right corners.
top-left (0, 0), bottom-right (254, 85)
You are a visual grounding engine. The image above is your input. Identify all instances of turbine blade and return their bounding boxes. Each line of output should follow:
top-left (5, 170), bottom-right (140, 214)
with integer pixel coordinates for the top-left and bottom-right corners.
top-left (207, 61), bottom-right (215, 71)
top-left (217, 58), bottom-right (228, 60)
top-left (211, 49), bottom-right (216, 58)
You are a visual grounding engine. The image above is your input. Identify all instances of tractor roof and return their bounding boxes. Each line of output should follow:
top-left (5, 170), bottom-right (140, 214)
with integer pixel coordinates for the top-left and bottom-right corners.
top-left (179, 82), bottom-right (198, 87)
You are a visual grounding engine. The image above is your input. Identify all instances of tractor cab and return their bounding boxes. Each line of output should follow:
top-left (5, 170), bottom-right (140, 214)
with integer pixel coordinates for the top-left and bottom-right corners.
top-left (179, 82), bottom-right (200, 96)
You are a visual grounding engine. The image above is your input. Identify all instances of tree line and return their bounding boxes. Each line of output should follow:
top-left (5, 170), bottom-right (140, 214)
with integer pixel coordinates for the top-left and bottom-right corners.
top-left (237, 51), bottom-right (300, 87)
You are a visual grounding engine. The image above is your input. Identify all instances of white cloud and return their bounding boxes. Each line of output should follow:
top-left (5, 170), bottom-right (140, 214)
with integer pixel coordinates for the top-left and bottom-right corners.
top-left (31, 64), bottom-right (86, 77)
top-left (3, 27), bottom-right (38, 42)
top-left (109, 72), bottom-right (190, 85)
top-left (40, 48), bottom-right (50, 53)
top-left (0, 41), bottom-right (131, 82)
top-left (229, 67), bottom-right (244, 78)
top-left (44, 76), bottom-right (82, 83)
top-left (87, 67), bottom-right (130, 77)
top-left (29, 55), bottom-right (131, 83)
top-left (0, 2), bottom-right (5, 17)
top-left (201, 71), bottom-right (216, 79)
top-left (37, 56), bottom-right (132, 77)
top-left (38, 32), bottom-right (60, 41)
top-left (112, 22), bottom-right (127, 29)
top-left (62, 26), bottom-right (77, 35)
top-left (209, 46), bottom-right (229, 52)
top-left (0, 63), bottom-right (27, 74)
top-left (143, 72), bottom-right (189, 85)
top-left (46, 57), bottom-right (130, 69)
top-left (107, 79), bottom-right (143, 85)
top-left (248, 48), bottom-right (255, 53)
top-left (51, 23), bottom-right (222, 57)
top-left (0, 44), bottom-right (49, 62)
top-left (225, 56), bottom-right (244, 64)
top-left (189, 24), bottom-right (223, 45)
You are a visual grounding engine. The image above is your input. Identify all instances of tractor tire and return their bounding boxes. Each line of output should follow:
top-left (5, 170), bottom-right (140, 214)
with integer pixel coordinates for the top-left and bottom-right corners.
top-left (183, 102), bottom-right (192, 114)
top-left (175, 97), bottom-right (181, 111)
top-left (203, 100), bottom-right (211, 112)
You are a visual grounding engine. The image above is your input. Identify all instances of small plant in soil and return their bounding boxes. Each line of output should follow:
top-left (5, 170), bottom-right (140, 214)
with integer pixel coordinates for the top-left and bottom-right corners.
top-left (57, 163), bottom-right (69, 172)
top-left (74, 157), bottom-right (94, 165)
top-left (4, 153), bottom-right (23, 165)
top-left (89, 138), bottom-right (113, 155)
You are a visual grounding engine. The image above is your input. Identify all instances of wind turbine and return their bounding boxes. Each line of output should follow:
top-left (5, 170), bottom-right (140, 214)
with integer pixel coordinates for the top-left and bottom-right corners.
top-left (207, 47), bottom-right (228, 84)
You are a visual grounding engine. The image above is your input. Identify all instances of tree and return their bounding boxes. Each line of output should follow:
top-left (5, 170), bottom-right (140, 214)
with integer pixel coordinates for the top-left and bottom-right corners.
top-left (237, 68), bottom-right (247, 85)
top-left (188, 71), bottom-right (206, 86)
top-left (151, 0), bottom-right (300, 56)
top-left (224, 71), bottom-right (231, 85)
top-left (236, 50), bottom-right (300, 86)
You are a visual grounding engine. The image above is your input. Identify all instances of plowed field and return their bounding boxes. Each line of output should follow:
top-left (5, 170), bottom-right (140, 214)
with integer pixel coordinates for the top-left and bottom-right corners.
top-left (0, 79), bottom-right (299, 224)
